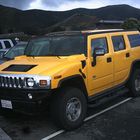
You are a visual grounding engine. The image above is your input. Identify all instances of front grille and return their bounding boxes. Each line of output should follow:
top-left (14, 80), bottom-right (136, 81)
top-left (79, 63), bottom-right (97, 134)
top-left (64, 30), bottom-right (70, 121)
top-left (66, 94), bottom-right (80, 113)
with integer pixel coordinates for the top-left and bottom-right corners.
top-left (0, 74), bottom-right (51, 89)
top-left (0, 75), bottom-right (25, 88)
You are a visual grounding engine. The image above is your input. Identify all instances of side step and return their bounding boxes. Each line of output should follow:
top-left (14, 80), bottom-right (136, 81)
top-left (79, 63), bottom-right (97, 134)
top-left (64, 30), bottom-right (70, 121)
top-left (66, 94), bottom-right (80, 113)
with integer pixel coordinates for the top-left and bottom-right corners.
top-left (88, 86), bottom-right (129, 108)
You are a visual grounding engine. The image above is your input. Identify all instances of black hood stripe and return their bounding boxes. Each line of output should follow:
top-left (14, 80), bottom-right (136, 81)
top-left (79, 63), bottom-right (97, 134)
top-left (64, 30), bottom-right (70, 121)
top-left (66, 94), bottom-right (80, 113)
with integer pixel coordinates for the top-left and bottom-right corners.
top-left (2, 65), bottom-right (37, 72)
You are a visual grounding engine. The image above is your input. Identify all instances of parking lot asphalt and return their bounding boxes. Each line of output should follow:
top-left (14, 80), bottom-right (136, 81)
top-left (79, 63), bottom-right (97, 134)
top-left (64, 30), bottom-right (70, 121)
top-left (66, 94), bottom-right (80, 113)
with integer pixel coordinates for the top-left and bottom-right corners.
top-left (0, 93), bottom-right (140, 140)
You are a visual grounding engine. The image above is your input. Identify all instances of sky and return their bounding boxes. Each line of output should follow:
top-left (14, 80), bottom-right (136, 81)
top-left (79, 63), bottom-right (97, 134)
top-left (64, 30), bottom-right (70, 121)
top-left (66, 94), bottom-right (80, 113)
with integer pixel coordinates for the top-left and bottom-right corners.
top-left (0, 0), bottom-right (140, 11)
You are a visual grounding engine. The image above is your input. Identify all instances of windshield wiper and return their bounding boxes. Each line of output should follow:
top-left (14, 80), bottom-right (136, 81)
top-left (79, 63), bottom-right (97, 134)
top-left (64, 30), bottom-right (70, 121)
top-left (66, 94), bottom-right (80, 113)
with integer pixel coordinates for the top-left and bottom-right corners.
top-left (3, 56), bottom-right (11, 60)
top-left (26, 55), bottom-right (36, 58)
top-left (46, 54), bottom-right (61, 59)
top-left (26, 54), bottom-right (61, 59)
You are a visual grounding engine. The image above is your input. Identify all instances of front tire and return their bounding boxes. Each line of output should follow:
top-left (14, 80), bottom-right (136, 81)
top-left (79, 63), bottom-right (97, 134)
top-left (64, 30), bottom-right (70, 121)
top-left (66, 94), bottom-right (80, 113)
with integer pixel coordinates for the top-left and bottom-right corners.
top-left (51, 87), bottom-right (87, 130)
top-left (128, 69), bottom-right (140, 97)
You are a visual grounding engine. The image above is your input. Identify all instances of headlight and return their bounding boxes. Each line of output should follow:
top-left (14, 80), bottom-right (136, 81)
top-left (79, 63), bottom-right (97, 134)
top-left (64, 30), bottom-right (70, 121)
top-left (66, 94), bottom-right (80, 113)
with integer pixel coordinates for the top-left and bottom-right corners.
top-left (26, 76), bottom-right (51, 88)
top-left (26, 78), bottom-right (35, 87)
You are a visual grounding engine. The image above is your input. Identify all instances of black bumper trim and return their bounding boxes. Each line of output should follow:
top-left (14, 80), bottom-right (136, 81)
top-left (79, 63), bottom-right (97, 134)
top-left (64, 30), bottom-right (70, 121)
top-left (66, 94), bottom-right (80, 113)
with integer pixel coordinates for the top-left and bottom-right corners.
top-left (0, 88), bottom-right (53, 114)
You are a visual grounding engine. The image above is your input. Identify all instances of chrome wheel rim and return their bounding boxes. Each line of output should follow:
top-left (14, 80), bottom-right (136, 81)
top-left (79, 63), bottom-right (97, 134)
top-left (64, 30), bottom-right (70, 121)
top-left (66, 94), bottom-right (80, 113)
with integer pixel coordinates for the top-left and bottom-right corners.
top-left (66, 97), bottom-right (81, 122)
top-left (135, 76), bottom-right (140, 91)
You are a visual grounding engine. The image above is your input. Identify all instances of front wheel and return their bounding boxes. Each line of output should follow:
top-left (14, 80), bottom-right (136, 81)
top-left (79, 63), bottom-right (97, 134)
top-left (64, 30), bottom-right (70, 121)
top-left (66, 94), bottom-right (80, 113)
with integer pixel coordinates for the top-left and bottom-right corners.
top-left (50, 87), bottom-right (87, 130)
top-left (128, 69), bottom-right (140, 97)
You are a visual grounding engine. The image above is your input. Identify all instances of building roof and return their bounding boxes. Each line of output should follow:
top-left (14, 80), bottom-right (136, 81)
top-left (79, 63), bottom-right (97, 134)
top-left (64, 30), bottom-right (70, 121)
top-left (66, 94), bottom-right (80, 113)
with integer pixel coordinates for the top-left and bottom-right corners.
top-left (99, 20), bottom-right (124, 24)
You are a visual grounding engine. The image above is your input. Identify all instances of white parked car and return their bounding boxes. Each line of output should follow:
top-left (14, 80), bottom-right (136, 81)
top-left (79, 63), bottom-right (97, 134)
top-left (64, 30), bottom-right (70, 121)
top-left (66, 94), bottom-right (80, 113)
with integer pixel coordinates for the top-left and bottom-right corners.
top-left (0, 39), bottom-right (17, 49)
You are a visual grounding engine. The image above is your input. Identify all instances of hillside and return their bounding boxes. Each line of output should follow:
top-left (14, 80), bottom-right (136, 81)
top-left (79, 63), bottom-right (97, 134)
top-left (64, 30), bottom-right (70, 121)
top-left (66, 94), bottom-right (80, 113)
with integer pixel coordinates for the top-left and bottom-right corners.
top-left (0, 4), bottom-right (140, 34)
top-left (45, 14), bottom-right (98, 33)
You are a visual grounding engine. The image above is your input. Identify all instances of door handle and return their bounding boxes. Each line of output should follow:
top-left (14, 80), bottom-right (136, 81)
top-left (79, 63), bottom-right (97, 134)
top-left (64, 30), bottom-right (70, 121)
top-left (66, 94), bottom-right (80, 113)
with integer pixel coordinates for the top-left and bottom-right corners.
top-left (126, 53), bottom-right (130, 58)
top-left (107, 57), bottom-right (112, 63)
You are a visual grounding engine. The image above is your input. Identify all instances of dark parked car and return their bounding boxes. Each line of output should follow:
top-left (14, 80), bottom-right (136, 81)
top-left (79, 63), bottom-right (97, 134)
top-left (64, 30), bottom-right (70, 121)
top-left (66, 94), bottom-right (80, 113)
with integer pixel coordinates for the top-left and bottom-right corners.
top-left (0, 42), bottom-right (27, 64)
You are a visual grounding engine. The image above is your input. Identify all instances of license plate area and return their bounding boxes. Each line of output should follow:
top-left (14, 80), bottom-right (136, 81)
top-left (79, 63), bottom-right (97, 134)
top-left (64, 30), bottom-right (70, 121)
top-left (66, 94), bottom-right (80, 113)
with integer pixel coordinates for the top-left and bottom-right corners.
top-left (1, 100), bottom-right (13, 109)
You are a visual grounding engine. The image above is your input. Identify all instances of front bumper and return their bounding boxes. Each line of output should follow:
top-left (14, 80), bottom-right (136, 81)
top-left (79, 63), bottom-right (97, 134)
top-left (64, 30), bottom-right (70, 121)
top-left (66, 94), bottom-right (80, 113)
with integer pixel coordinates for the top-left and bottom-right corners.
top-left (0, 88), bottom-right (53, 114)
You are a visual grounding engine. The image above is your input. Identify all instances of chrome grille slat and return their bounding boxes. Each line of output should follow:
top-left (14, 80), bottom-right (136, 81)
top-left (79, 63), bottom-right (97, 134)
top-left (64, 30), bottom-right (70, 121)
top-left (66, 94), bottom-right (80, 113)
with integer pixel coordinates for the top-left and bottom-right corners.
top-left (19, 77), bottom-right (24, 88)
top-left (17, 77), bottom-right (21, 88)
top-left (0, 75), bottom-right (25, 88)
top-left (0, 77), bottom-right (1, 86)
top-left (10, 77), bottom-right (13, 87)
top-left (5, 77), bottom-right (8, 87)
top-left (14, 77), bottom-right (17, 88)
top-left (4, 77), bottom-right (7, 87)
top-left (1, 77), bottom-right (4, 87)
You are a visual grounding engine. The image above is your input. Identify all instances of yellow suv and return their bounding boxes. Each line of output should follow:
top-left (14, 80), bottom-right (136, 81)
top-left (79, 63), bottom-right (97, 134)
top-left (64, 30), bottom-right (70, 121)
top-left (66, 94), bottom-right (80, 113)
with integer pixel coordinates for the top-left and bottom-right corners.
top-left (0, 29), bottom-right (140, 130)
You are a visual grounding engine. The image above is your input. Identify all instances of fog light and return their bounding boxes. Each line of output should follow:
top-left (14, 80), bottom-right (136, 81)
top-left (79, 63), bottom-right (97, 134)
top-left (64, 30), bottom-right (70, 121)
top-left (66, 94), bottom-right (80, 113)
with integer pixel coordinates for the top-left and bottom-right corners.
top-left (28, 93), bottom-right (33, 99)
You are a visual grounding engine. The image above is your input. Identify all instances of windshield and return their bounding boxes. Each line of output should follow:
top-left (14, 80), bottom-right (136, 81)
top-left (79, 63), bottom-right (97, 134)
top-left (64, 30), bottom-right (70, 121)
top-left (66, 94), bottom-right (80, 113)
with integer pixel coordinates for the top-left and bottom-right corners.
top-left (25, 35), bottom-right (85, 56)
top-left (4, 44), bottom-right (26, 59)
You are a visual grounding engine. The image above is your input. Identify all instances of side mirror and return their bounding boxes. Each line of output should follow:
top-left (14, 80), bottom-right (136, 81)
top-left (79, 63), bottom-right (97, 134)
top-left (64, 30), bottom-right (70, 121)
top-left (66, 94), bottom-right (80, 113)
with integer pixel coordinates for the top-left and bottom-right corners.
top-left (1, 53), bottom-right (5, 59)
top-left (93, 48), bottom-right (105, 57)
top-left (92, 48), bottom-right (105, 66)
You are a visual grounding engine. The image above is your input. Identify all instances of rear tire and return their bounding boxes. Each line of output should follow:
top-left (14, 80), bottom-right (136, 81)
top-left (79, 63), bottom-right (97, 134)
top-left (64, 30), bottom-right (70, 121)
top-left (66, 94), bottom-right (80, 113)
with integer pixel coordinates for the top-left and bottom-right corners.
top-left (50, 87), bottom-right (87, 130)
top-left (128, 69), bottom-right (140, 97)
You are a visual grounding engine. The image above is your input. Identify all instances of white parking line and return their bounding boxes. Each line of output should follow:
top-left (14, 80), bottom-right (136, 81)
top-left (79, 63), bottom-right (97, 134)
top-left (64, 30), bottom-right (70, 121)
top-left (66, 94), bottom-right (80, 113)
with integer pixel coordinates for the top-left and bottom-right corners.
top-left (0, 128), bottom-right (12, 140)
top-left (42, 130), bottom-right (65, 140)
top-left (41, 97), bottom-right (132, 140)
top-left (84, 97), bottom-right (132, 121)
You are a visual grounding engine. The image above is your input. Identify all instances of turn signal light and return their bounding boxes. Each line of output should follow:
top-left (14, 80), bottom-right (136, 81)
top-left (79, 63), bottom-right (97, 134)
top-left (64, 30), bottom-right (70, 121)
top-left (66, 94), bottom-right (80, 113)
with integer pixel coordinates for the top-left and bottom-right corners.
top-left (39, 80), bottom-right (47, 87)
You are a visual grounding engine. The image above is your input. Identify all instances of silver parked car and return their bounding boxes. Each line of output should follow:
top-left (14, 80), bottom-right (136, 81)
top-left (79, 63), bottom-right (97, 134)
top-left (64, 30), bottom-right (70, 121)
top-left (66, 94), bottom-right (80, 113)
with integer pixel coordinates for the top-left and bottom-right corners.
top-left (0, 42), bottom-right (27, 64)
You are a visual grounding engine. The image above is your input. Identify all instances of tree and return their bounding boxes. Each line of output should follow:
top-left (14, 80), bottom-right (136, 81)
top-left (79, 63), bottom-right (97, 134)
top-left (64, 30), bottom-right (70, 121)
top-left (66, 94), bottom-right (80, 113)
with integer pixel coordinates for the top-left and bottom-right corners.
top-left (23, 26), bottom-right (41, 35)
top-left (8, 28), bottom-right (14, 33)
top-left (122, 18), bottom-right (140, 30)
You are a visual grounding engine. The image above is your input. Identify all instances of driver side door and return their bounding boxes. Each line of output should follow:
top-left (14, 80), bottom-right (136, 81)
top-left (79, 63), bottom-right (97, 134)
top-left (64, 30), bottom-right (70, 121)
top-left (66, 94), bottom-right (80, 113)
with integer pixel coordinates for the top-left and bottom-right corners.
top-left (88, 34), bottom-right (114, 96)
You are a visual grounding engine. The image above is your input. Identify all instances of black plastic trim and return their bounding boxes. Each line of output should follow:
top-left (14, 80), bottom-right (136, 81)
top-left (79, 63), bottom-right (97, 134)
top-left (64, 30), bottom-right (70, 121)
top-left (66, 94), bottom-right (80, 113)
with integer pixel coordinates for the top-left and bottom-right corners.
top-left (88, 84), bottom-right (125, 102)
top-left (81, 60), bottom-right (86, 69)
top-left (58, 74), bottom-right (88, 98)
top-left (128, 59), bottom-right (140, 80)
top-left (58, 74), bottom-right (83, 87)
top-left (0, 88), bottom-right (52, 101)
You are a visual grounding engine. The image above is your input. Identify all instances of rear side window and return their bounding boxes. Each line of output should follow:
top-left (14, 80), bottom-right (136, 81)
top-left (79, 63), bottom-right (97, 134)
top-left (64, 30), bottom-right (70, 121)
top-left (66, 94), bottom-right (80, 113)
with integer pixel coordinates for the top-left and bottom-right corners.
top-left (4, 41), bottom-right (11, 48)
top-left (128, 34), bottom-right (140, 48)
top-left (91, 37), bottom-right (108, 55)
top-left (0, 43), bottom-right (2, 49)
top-left (112, 36), bottom-right (126, 51)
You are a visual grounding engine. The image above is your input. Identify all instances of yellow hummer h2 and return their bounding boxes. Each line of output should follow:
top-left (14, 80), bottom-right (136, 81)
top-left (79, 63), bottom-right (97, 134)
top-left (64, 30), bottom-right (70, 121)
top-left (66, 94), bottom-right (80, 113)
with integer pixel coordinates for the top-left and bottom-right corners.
top-left (0, 29), bottom-right (140, 130)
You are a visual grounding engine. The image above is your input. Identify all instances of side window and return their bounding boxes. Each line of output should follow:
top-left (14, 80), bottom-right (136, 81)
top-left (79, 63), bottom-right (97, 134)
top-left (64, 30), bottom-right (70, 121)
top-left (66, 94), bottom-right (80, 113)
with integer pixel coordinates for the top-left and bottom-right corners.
top-left (0, 43), bottom-right (2, 49)
top-left (4, 41), bottom-right (11, 48)
top-left (128, 34), bottom-right (140, 48)
top-left (91, 37), bottom-right (108, 55)
top-left (112, 36), bottom-right (126, 51)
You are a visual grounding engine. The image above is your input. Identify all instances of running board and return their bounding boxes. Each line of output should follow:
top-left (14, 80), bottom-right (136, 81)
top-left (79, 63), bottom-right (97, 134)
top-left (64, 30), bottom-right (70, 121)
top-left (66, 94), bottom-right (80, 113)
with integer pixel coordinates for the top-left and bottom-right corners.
top-left (88, 87), bottom-right (129, 108)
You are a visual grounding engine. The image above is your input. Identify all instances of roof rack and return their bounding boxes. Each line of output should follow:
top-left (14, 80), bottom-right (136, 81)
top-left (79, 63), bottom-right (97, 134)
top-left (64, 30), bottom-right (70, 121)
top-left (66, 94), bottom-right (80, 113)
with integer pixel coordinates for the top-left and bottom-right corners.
top-left (82, 29), bottom-right (138, 35)
top-left (82, 29), bottom-right (124, 33)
